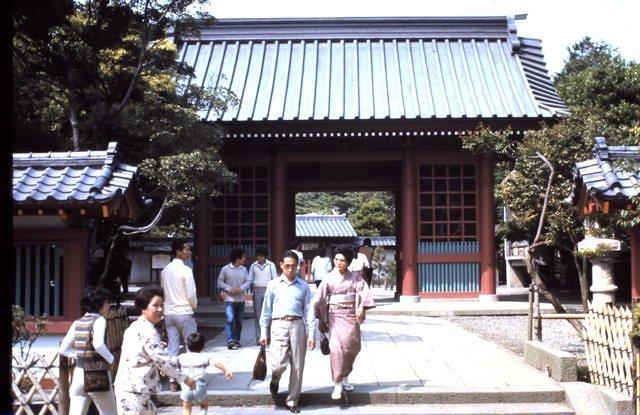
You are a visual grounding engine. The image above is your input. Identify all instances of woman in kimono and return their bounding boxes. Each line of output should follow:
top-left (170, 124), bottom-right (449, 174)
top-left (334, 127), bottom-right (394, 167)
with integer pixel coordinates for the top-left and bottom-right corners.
top-left (313, 245), bottom-right (375, 400)
top-left (114, 285), bottom-right (196, 414)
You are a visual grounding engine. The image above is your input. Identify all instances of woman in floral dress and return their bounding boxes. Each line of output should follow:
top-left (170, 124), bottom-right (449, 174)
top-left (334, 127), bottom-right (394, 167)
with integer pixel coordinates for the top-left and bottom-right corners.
top-left (313, 246), bottom-right (375, 400)
top-left (114, 286), bottom-right (196, 414)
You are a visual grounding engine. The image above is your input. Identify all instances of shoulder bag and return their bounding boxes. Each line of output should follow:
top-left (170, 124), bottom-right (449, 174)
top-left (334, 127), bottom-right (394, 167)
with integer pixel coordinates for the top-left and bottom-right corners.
top-left (82, 321), bottom-right (111, 392)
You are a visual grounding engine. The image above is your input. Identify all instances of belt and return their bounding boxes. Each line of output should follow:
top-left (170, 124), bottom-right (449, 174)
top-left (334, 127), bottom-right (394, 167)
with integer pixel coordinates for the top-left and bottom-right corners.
top-left (273, 315), bottom-right (302, 321)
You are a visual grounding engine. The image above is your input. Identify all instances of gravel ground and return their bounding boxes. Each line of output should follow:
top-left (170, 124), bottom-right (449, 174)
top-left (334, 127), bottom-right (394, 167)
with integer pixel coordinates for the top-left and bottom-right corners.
top-left (443, 315), bottom-right (589, 381)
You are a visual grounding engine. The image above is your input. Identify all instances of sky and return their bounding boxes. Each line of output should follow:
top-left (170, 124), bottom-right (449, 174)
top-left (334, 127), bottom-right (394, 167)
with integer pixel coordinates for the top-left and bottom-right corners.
top-left (207, 0), bottom-right (640, 76)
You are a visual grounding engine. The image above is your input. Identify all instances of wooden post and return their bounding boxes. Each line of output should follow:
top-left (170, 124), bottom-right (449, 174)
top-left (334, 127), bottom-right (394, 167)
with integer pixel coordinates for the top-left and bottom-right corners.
top-left (195, 195), bottom-right (211, 296)
top-left (534, 285), bottom-right (542, 341)
top-left (400, 147), bottom-right (419, 302)
top-left (631, 227), bottom-right (640, 302)
top-left (271, 152), bottom-right (287, 264)
top-left (479, 154), bottom-right (496, 297)
top-left (527, 283), bottom-right (534, 341)
top-left (58, 354), bottom-right (70, 414)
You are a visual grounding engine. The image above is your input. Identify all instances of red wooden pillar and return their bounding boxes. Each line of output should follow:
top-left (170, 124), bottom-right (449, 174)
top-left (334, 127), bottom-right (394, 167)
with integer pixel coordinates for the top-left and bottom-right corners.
top-left (65, 231), bottom-right (89, 318)
top-left (271, 152), bottom-right (286, 264)
top-left (479, 154), bottom-right (497, 299)
top-left (195, 195), bottom-right (210, 296)
top-left (400, 148), bottom-right (419, 302)
top-left (631, 226), bottom-right (640, 301)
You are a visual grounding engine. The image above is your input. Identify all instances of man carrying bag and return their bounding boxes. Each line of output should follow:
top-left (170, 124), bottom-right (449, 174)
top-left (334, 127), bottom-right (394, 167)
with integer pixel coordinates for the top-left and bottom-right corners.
top-left (259, 251), bottom-right (317, 414)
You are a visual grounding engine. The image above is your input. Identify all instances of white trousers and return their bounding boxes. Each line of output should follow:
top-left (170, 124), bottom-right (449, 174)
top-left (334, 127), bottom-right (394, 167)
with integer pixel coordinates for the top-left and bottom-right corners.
top-left (270, 319), bottom-right (307, 407)
top-left (69, 367), bottom-right (117, 415)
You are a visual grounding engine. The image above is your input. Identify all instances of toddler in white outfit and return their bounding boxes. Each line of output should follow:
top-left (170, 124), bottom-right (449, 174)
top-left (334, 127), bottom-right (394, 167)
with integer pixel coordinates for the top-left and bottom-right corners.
top-left (178, 332), bottom-right (233, 415)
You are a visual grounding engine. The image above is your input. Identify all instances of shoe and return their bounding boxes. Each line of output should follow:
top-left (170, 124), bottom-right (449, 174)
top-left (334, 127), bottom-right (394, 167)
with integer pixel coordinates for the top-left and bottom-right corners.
top-left (342, 379), bottom-right (354, 391)
top-left (288, 405), bottom-right (300, 413)
top-left (169, 381), bottom-right (181, 392)
top-left (331, 383), bottom-right (343, 400)
top-left (269, 379), bottom-right (279, 395)
top-left (227, 341), bottom-right (235, 350)
top-left (230, 341), bottom-right (241, 350)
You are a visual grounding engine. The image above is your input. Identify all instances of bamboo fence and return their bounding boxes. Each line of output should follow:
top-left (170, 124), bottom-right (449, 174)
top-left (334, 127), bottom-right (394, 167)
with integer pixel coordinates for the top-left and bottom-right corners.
top-left (12, 352), bottom-right (60, 415)
top-left (12, 304), bottom-right (130, 413)
top-left (582, 301), bottom-right (634, 397)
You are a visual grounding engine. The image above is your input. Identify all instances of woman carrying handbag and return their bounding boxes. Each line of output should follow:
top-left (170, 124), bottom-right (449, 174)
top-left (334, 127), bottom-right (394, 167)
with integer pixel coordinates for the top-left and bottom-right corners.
top-left (59, 286), bottom-right (116, 414)
top-left (313, 246), bottom-right (375, 402)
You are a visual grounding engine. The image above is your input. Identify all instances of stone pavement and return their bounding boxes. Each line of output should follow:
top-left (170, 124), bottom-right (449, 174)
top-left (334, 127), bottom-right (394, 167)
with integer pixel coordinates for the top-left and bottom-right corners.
top-left (156, 288), bottom-right (573, 413)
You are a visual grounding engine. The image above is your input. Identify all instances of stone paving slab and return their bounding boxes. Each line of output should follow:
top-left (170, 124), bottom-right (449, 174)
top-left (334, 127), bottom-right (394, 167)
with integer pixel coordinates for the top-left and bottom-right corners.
top-left (158, 402), bottom-right (574, 414)
top-left (157, 312), bottom-right (566, 408)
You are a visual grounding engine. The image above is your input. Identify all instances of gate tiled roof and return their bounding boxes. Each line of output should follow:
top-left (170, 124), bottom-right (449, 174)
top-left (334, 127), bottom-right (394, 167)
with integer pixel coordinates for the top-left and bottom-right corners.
top-left (575, 137), bottom-right (640, 201)
top-left (296, 213), bottom-right (357, 237)
top-left (13, 142), bottom-right (138, 206)
top-left (176, 16), bottom-right (569, 122)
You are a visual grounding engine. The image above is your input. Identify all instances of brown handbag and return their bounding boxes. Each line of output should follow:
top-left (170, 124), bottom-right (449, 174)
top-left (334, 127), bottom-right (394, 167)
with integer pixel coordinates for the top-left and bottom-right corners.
top-left (82, 321), bottom-right (111, 392)
top-left (320, 333), bottom-right (330, 355)
top-left (252, 345), bottom-right (267, 381)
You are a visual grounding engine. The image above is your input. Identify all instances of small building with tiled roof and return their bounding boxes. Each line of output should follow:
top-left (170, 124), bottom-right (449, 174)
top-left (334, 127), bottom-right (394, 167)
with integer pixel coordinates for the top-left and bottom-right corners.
top-left (574, 136), bottom-right (640, 301)
top-left (575, 137), bottom-right (640, 213)
top-left (12, 142), bottom-right (143, 325)
top-left (183, 16), bottom-right (568, 300)
top-left (296, 213), bottom-right (357, 238)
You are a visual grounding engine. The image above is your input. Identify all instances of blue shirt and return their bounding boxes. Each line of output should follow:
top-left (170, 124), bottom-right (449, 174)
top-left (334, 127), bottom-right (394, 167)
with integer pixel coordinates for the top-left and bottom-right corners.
top-left (260, 275), bottom-right (317, 339)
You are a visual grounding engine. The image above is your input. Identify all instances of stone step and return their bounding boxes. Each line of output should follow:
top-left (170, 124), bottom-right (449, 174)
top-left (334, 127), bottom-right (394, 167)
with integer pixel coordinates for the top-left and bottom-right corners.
top-left (157, 402), bottom-right (574, 414)
top-left (156, 385), bottom-right (567, 407)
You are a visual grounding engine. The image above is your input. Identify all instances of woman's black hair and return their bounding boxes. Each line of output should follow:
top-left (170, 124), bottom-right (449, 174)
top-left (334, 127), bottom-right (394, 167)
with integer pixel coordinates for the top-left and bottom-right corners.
top-left (80, 286), bottom-right (111, 314)
top-left (134, 285), bottom-right (164, 311)
top-left (334, 245), bottom-right (354, 266)
top-left (187, 332), bottom-right (206, 352)
top-left (255, 246), bottom-right (269, 257)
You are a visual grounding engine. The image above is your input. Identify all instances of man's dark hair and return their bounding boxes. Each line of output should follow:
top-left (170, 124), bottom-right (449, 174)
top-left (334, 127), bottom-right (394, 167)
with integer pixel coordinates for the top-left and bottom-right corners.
top-left (186, 332), bottom-right (206, 352)
top-left (335, 245), bottom-right (354, 265)
top-left (363, 237), bottom-right (372, 246)
top-left (229, 248), bottom-right (245, 263)
top-left (171, 239), bottom-right (188, 257)
top-left (283, 250), bottom-right (299, 264)
top-left (135, 285), bottom-right (164, 311)
top-left (80, 286), bottom-right (111, 314)
top-left (255, 246), bottom-right (269, 257)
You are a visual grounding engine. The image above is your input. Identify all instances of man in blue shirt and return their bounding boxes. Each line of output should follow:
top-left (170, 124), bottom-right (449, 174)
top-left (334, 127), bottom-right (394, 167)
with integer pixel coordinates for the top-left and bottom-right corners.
top-left (259, 251), bottom-right (316, 414)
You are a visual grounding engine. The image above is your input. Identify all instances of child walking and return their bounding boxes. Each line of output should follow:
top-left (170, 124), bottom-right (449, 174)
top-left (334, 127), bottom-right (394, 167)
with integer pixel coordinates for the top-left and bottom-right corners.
top-left (178, 332), bottom-right (233, 415)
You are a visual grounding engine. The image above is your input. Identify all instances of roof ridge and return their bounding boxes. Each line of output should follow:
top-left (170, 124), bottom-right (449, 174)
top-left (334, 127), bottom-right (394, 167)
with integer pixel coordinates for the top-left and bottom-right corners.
top-left (179, 16), bottom-right (518, 44)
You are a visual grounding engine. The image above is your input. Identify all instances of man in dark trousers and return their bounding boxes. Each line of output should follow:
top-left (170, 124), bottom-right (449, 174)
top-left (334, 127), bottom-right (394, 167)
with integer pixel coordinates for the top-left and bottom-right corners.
top-left (259, 251), bottom-right (316, 413)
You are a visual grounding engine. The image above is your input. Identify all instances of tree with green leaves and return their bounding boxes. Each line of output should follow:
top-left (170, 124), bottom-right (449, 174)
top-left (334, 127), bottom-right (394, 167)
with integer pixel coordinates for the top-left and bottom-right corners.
top-left (13, 0), bottom-right (238, 236)
top-left (462, 37), bottom-right (640, 309)
top-left (13, 1), bottom-right (239, 294)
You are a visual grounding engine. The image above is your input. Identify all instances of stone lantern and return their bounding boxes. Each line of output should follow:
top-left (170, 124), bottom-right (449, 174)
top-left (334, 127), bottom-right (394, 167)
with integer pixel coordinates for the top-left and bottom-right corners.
top-left (577, 220), bottom-right (624, 304)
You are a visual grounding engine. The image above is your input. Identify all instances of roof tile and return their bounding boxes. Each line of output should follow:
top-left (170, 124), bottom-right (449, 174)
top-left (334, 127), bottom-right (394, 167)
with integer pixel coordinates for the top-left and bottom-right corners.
top-left (12, 142), bottom-right (138, 207)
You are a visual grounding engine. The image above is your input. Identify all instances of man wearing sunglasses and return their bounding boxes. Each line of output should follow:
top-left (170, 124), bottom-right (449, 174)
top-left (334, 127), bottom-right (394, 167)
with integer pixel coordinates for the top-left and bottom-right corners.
top-left (259, 250), bottom-right (316, 413)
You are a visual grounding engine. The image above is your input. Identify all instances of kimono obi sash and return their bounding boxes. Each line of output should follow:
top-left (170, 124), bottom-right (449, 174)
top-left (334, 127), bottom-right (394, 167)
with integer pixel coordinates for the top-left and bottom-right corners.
top-left (329, 293), bottom-right (356, 305)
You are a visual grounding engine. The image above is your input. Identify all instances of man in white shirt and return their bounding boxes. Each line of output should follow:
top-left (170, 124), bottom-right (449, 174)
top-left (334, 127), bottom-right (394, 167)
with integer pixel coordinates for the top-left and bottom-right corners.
top-left (248, 246), bottom-right (277, 345)
top-left (161, 239), bottom-right (198, 391)
top-left (348, 246), bottom-right (370, 274)
top-left (290, 240), bottom-right (304, 279)
top-left (217, 248), bottom-right (250, 350)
